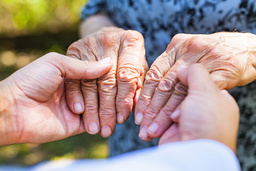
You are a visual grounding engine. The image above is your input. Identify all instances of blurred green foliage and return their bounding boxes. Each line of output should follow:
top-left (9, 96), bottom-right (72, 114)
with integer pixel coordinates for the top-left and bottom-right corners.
top-left (0, 0), bottom-right (109, 166)
top-left (0, 0), bottom-right (87, 36)
top-left (0, 134), bottom-right (108, 166)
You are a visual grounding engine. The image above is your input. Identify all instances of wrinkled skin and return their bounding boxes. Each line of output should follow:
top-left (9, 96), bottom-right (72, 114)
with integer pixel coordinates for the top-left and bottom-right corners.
top-left (66, 27), bottom-right (148, 138)
top-left (0, 53), bottom-right (112, 145)
top-left (159, 64), bottom-right (239, 152)
top-left (135, 32), bottom-right (256, 141)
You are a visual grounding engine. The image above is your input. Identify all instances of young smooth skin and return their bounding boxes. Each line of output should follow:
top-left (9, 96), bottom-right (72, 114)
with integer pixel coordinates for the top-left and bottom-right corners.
top-left (0, 53), bottom-right (112, 145)
top-left (158, 64), bottom-right (239, 152)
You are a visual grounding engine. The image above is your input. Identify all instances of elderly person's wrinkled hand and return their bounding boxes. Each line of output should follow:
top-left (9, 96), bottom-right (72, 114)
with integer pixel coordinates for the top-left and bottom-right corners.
top-left (135, 32), bottom-right (256, 141)
top-left (0, 53), bottom-right (112, 145)
top-left (66, 27), bottom-right (148, 137)
top-left (159, 64), bottom-right (239, 152)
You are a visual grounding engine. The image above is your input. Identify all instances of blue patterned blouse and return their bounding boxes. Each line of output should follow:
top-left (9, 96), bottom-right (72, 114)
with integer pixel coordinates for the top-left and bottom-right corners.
top-left (81, 1), bottom-right (256, 170)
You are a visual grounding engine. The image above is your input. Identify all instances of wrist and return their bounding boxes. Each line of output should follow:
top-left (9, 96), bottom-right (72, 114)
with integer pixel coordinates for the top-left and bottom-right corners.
top-left (0, 78), bottom-right (19, 145)
top-left (79, 13), bottom-right (116, 38)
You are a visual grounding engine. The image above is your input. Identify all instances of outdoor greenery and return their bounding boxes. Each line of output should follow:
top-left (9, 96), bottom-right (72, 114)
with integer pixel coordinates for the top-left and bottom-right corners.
top-left (0, 0), bottom-right (86, 36)
top-left (0, 0), bottom-right (109, 166)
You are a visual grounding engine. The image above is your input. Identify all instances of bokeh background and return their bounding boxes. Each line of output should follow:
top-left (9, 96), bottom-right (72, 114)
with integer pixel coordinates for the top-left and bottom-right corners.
top-left (0, 0), bottom-right (108, 166)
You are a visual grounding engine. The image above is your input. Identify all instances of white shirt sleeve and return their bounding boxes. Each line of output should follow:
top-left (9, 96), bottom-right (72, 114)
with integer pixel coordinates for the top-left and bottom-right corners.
top-left (31, 139), bottom-right (241, 171)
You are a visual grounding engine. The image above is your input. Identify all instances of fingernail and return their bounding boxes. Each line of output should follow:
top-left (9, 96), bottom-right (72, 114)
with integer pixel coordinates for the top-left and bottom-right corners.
top-left (139, 126), bottom-right (148, 140)
top-left (117, 113), bottom-right (124, 124)
top-left (171, 109), bottom-right (181, 121)
top-left (99, 57), bottom-right (111, 64)
top-left (147, 123), bottom-right (159, 135)
top-left (74, 103), bottom-right (83, 113)
top-left (88, 122), bottom-right (99, 134)
top-left (101, 126), bottom-right (112, 138)
top-left (135, 112), bottom-right (143, 125)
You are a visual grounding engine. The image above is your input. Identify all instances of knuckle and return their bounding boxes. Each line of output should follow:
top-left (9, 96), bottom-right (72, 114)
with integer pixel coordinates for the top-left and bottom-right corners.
top-left (171, 34), bottom-right (185, 42)
top-left (123, 30), bottom-right (144, 43)
top-left (186, 37), bottom-right (202, 50)
top-left (65, 89), bottom-right (80, 99)
top-left (138, 94), bottom-right (152, 107)
top-left (65, 78), bottom-right (80, 85)
top-left (43, 52), bottom-right (60, 63)
top-left (65, 80), bottom-right (80, 92)
top-left (47, 52), bottom-right (59, 57)
top-left (98, 77), bottom-right (117, 93)
top-left (144, 108), bottom-right (158, 119)
top-left (99, 109), bottom-right (115, 118)
top-left (117, 97), bottom-right (133, 108)
top-left (160, 108), bottom-right (175, 118)
top-left (173, 83), bottom-right (187, 97)
top-left (67, 40), bottom-right (85, 59)
top-left (158, 78), bottom-right (176, 92)
top-left (66, 87), bottom-right (80, 94)
top-left (145, 66), bottom-right (162, 82)
top-left (167, 33), bottom-right (187, 49)
top-left (185, 36), bottom-right (213, 55)
top-left (117, 67), bottom-right (140, 82)
top-left (98, 32), bottom-right (119, 48)
top-left (85, 104), bottom-right (98, 114)
top-left (81, 79), bottom-right (97, 88)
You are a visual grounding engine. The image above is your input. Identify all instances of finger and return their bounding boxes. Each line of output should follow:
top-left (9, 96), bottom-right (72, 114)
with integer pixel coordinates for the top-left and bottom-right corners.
top-left (63, 57), bottom-right (112, 114)
top-left (80, 57), bottom-right (100, 135)
top-left (135, 54), bottom-right (172, 125)
top-left (158, 123), bottom-right (179, 145)
top-left (133, 88), bottom-right (142, 111)
top-left (178, 64), bottom-right (217, 92)
top-left (139, 70), bottom-right (178, 131)
top-left (65, 79), bottom-right (84, 114)
top-left (98, 58), bottom-right (118, 138)
top-left (138, 126), bottom-right (152, 141)
top-left (51, 54), bottom-right (112, 115)
top-left (78, 32), bottom-right (125, 137)
top-left (220, 90), bottom-right (237, 105)
top-left (65, 42), bottom-right (94, 115)
top-left (81, 79), bottom-right (100, 135)
top-left (72, 50), bottom-right (99, 135)
top-left (132, 68), bottom-right (146, 111)
top-left (147, 82), bottom-right (187, 138)
top-left (139, 60), bottom-right (185, 137)
top-left (50, 54), bottom-right (113, 80)
top-left (116, 31), bottom-right (146, 124)
top-left (170, 108), bottom-right (181, 123)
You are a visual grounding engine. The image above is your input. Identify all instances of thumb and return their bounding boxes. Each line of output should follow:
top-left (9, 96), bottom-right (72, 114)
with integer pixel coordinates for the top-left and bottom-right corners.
top-left (44, 53), bottom-right (113, 80)
top-left (177, 64), bottom-right (217, 93)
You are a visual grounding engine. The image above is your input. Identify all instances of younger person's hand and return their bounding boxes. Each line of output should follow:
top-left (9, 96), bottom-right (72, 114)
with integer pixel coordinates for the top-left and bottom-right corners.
top-left (158, 64), bottom-right (239, 152)
top-left (0, 53), bottom-right (112, 145)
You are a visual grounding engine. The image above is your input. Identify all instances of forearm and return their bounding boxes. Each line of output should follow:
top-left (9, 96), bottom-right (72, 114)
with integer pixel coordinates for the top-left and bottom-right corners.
top-left (79, 13), bottom-right (117, 38)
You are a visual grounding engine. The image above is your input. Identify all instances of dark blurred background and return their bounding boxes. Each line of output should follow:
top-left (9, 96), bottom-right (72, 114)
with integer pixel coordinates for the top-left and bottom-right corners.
top-left (0, 0), bottom-right (108, 166)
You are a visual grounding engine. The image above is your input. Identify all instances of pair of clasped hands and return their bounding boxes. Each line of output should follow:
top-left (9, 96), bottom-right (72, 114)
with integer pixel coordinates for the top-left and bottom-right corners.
top-left (4, 27), bottom-right (256, 151)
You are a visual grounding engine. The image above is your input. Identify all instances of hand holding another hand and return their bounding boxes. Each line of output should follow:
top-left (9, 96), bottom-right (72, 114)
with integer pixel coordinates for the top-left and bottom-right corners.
top-left (159, 64), bottom-right (239, 152)
top-left (0, 53), bottom-right (112, 145)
